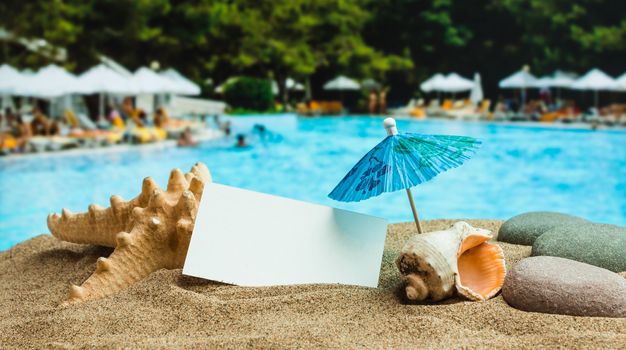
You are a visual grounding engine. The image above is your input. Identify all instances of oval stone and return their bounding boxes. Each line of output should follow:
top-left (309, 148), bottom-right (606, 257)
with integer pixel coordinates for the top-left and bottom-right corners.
top-left (532, 222), bottom-right (626, 272)
top-left (498, 212), bottom-right (588, 245)
top-left (503, 256), bottom-right (626, 317)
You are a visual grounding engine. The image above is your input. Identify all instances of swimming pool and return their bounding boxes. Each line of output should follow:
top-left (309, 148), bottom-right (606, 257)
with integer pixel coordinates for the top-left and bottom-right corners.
top-left (1, 115), bottom-right (625, 250)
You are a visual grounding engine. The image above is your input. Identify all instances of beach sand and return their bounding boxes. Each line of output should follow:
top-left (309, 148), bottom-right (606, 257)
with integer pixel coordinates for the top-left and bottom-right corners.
top-left (1, 219), bottom-right (624, 349)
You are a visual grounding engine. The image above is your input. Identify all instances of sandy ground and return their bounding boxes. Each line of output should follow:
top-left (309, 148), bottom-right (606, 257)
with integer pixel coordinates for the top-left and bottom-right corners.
top-left (0, 219), bottom-right (624, 349)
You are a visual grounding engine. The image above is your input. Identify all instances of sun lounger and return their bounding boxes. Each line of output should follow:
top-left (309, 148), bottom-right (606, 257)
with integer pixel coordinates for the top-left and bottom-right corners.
top-left (390, 99), bottom-right (417, 115)
top-left (48, 137), bottom-right (80, 151)
top-left (425, 99), bottom-right (442, 117)
top-left (27, 136), bottom-right (79, 153)
top-left (27, 137), bottom-right (49, 153)
top-left (127, 127), bottom-right (169, 144)
top-left (440, 99), bottom-right (478, 120)
top-left (409, 107), bottom-right (426, 118)
top-left (69, 129), bottom-right (123, 147)
top-left (77, 113), bottom-right (98, 130)
top-left (297, 101), bottom-right (343, 116)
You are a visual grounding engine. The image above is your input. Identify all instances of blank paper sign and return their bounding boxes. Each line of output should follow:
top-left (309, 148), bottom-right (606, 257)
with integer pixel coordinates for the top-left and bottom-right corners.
top-left (183, 183), bottom-right (388, 288)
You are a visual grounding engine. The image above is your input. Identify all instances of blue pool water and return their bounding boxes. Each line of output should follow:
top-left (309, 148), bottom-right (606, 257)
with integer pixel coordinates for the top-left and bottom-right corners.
top-left (1, 115), bottom-right (626, 250)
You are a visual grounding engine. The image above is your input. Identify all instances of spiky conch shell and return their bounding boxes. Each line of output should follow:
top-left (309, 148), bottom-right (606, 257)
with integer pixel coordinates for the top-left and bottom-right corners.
top-left (47, 163), bottom-right (211, 305)
top-left (395, 221), bottom-right (506, 302)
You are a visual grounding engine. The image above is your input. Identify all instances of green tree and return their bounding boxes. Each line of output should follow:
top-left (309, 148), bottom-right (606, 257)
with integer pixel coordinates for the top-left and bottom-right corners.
top-left (203, 0), bottom-right (412, 102)
top-left (490, 0), bottom-right (626, 74)
top-left (4, 0), bottom-right (626, 105)
top-left (223, 77), bottom-right (274, 111)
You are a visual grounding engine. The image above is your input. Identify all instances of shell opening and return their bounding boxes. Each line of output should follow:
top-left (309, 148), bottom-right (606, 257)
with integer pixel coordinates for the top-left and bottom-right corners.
top-left (456, 237), bottom-right (506, 301)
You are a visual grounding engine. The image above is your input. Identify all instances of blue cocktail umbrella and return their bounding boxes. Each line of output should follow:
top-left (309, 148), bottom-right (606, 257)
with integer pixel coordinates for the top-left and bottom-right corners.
top-left (328, 118), bottom-right (481, 233)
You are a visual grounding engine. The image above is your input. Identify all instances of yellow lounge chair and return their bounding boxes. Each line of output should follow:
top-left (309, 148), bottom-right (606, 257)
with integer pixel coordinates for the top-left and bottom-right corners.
top-left (2, 136), bottom-right (18, 150)
top-left (151, 127), bottom-right (167, 141)
top-left (112, 115), bottom-right (126, 129)
top-left (133, 127), bottom-right (153, 143)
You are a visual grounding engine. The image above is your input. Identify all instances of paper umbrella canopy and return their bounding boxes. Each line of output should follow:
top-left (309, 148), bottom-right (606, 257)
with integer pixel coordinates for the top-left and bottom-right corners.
top-left (328, 118), bottom-right (481, 233)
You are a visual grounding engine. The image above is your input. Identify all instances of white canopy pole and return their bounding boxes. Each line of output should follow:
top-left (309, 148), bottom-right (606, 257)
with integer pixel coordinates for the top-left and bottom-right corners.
top-left (99, 92), bottom-right (104, 118)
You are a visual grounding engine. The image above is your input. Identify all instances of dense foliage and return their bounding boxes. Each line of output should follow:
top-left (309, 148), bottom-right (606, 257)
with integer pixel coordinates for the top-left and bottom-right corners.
top-left (223, 77), bottom-right (274, 111)
top-left (1, 0), bottom-right (626, 103)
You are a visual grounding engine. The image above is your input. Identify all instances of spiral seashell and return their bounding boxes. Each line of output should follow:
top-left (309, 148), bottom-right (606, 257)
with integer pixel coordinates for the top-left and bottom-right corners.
top-left (396, 221), bottom-right (506, 302)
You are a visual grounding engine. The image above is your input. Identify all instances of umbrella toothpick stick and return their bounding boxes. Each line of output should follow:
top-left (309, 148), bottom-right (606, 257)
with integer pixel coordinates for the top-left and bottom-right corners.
top-left (384, 119), bottom-right (423, 234)
top-left (405, 188), bottom-right (423, 234)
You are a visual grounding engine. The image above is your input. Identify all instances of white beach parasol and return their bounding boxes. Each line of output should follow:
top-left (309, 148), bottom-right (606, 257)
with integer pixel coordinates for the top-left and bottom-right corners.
top-left (439, 73), bottom-right (474, 93)
top-left (79, 64), bottom-right (138, 95)
top-left (286, 78), bottom-right (305, 91)
top-left (534, 76), bottom-right (555, 89)
top-left (570, 68), bottom-right (619, 109)
top-left (272, 78), bottom-right (304, 99)
top-left (615, 72), bottom-right (626, 92)
top-left (499, 69), bottom-right (538, 89)
top-left (0, 64), bottom-right (22, 95)
top-left (79, 64), bottom-right (139, 117)
top-left (0, 64), bottom-right (22, 110)
top-left (133, 67), bottom-right (179, 95)
top-left (420, 73), bottom-right (446, 92)
top-left (323, 75), bottom-right (360, 113)
top-left (549, 71), bottom-right (576, 88)
top-left (534, 72), bottom-right (576, 89)
top-left (499, 68), bottom-right (538, 107)
top-left (323, 75), bottom-right (360, 90)
top-left (160, 68), bottom-right (201, 96)
top-left (361, 78), bottom-right (381, 91)
top-left (22, 64), bottom-right (88, 98)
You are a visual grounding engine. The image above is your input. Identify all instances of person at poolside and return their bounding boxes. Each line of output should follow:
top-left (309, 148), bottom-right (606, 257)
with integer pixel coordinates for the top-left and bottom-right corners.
top-left (0, 111), bottom-right (8, 153)
top-left (368, 90), bottom-right (378, 115)
top-left (177, 127), bottom-right (198, 147)
top-left (154, 107), bottom-right (169, 128)
top-left (48, 118), bottom-right (62, 136)
top-left (7, 114), bottom-right (31, 152)
top-left (129, 109), bottom-right (147, 128)
top-left (378, 88), bottom-right (388, 114)
top-left (253, 124), bottom-right (267, 136)
top-left (219, 120), bottom-right (232, 136)
top-left (30, 107), bottom-right (51, 136)
top-left (139, 110), bottom-right (149, 126)
top-left (121, 97), bottom-right (135, 122)
top-left (107, 106), bottom-right (126, 129)
top-left (1, 108), bottom-right (17, 131)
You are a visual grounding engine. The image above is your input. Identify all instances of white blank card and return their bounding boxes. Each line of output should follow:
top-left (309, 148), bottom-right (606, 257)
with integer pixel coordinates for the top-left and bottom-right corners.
top-left (183, 183), bottom-right (388, 287)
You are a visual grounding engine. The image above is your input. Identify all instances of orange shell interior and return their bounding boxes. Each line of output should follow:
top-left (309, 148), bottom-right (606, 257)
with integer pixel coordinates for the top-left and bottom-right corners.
top-left (457, 234), bottom-right (506, 300)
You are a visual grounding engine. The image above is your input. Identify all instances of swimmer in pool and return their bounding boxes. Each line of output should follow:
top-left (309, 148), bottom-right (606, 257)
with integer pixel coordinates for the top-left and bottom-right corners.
top-left (235, 134), bottom-right (248, 148)
top-left (177, 127), bottom-right (198, 147)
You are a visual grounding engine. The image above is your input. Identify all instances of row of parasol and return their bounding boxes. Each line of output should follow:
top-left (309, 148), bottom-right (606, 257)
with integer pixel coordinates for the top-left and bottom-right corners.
top-left (0, 63), bottom-right (201, 98)
top-left (422, 67), bottom-right (626, 108)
